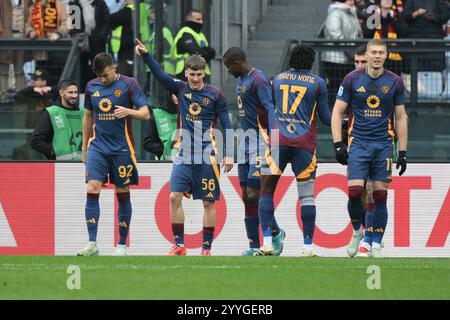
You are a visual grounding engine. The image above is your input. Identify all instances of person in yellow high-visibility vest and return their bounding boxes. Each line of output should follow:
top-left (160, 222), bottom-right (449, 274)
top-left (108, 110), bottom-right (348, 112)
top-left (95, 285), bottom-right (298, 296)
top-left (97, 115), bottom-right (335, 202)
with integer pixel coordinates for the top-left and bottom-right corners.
top-left (109, 0), bottom-right (152, 76)
top-left (172, 9), bottom-right (216, 81)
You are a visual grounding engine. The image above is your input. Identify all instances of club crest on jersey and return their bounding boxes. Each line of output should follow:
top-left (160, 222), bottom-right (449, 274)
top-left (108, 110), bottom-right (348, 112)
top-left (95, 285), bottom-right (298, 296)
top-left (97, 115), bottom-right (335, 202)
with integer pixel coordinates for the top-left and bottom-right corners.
top-left (367, 95), bottom-right (380, 109)
top-left (114, 89), bottom-right (122, 97)
top-left (286, 123), bottom-right (296, 134)
top-left (381, 86), bottom-right (390, 94)
top-left (241, 86), bottom-right (247, 94)
top-left (99, 98), bottom-right (112, 112)
top-left (189, 102), bottom-right (202, 115)
top-left (203, 97), bottom-right (211, 105)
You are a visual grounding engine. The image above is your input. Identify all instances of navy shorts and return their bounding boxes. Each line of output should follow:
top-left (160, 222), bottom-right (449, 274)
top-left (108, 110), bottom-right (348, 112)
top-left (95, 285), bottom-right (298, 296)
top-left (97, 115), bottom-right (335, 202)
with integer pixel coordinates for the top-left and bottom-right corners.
top-left (238, 153), bottom-right (262, 190)
top-left (85, 148), bottom-right (138, 187)
top-left (169, 156), bottom-right (221, 201)
top-left (347, 138), bottom-right (393, 183)
top-left (262, 145), bottom-right (316, 181)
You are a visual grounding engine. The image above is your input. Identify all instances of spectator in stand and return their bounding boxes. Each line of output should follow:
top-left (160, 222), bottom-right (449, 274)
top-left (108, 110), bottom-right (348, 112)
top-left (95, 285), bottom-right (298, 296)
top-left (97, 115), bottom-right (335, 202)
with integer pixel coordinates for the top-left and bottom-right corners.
top-left (68, 0), bottom-right (110, 89)
top-left (322, 0), bottom-right (362, 107)
top-left (104, 0), bottom-right (126, 14)
top-left (0, 0), bottom-right (33, 101)
top-left (109, 0), bottom-right (152, 76)
top-left (403, 0), bottom-right (449, 72)
top-left (15, 68), bottom-right (59, 115)
top-left (25, 0), bottom-right (70, 84)
top-left (356, 0), bottom-right (378, 24)
top-left (13, 68), bottom-right (59, 159)
top-left (362, 0), bottom-right (408, 76)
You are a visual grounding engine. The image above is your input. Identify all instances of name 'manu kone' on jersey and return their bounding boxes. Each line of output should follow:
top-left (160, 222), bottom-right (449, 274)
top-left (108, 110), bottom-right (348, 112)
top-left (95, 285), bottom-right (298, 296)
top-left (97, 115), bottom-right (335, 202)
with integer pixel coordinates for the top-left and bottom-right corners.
top-left (336, 68), bottom-right (405, 142)
top-left (84, 75), bottom-right (148, 155)
top-left (272, 69), bottom-right (331, 152)
top-left (236, 68), bottom-right (275, 163)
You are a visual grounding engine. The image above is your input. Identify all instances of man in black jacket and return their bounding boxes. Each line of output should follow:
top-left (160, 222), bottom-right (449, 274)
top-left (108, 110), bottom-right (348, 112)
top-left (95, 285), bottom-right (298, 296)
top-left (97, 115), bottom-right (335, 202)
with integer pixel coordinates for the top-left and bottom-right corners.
top-left (403, 0), bottom-right (449, 71)
top-left (173, 10), bottom-right (216, 82)
top-left (31, 80), bottom-right (84, 160)
top-left (15, 68), bottom-right (59, 129)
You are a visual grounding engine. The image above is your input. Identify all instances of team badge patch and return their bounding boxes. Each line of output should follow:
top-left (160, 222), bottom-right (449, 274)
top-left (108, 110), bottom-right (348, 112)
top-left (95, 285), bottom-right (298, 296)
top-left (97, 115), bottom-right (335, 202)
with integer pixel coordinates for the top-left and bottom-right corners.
top-left (242, 86), bottom-right (247, 94)
top-left (337, 86), bottom-right (344, 97)
top-left (381, 86), bottom-right (390, 94)
top-left (114, 89), bottom-right (121, 97)
top-left (203, 97), bottom-right (211, 105)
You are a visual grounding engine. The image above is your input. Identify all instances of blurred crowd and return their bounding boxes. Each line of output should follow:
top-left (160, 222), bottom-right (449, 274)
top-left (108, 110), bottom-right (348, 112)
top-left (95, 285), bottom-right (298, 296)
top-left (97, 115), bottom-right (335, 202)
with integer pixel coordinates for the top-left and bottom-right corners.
top-left (0, 0), bottom-right (216, 103)
top-left (321, 0), bottom-right (450, 101)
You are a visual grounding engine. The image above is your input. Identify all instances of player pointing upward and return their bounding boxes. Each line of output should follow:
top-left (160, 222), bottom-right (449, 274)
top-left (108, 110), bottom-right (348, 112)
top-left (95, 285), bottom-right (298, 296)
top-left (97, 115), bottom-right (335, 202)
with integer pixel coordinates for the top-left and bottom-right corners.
top-left (135, 39), bottom-right (233, 256)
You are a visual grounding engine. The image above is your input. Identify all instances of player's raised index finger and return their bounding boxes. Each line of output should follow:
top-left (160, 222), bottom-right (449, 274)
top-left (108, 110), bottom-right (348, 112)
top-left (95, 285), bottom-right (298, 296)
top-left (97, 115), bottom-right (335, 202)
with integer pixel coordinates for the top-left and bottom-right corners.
top-left (135, 38), bottom-right (143, 46)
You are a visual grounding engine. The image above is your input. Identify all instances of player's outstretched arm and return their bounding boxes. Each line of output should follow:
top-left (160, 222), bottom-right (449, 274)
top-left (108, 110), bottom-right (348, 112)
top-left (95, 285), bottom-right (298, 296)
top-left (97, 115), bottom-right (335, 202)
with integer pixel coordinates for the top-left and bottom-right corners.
top-left (216, 93), bottom-right (234, 173)
top-left (135, 38), bottom-right (181, 93)
top-left (331, 99), bottom-right (349, 165)
top-left (114, 105), bottom-right (150, 121)
top-left (395, 104), bottom-right (408, 176)
top-left (82, 109), bottom-right (94, 164)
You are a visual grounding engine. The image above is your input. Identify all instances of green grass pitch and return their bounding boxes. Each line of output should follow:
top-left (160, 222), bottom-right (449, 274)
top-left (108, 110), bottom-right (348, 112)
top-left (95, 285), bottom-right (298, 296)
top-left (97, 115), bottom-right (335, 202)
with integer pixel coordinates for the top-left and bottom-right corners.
top-left (1, 256), bottom-right (449, 299)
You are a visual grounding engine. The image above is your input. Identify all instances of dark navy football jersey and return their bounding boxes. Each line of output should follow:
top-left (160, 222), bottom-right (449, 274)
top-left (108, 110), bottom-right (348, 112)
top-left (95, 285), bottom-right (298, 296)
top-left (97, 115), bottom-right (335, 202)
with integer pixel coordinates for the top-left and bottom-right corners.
top-left (272, 69), bottom-right (331, 152)
top-left (143, 54), bottom-right (232, 162)
top-left (336, 68), bottom-right (405, 141)
top-left (84, 75), bottom-right (148, 155)
top-left (236, 68), bottom-right (274, 157)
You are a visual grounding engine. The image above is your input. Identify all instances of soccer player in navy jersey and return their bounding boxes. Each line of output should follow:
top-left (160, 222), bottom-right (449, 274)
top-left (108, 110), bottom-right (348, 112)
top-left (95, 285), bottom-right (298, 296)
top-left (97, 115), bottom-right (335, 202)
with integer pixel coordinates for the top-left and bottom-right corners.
top-left (257, 44), bottom-right (332, 256)
top-left (135, 39), bottom-right (233, 256)
top-left (223, 47), bottom-right (285, 256)
top-left (77, 53), bottom-right (150, 256)
top-left (332, 39), bottom-right (408, 258)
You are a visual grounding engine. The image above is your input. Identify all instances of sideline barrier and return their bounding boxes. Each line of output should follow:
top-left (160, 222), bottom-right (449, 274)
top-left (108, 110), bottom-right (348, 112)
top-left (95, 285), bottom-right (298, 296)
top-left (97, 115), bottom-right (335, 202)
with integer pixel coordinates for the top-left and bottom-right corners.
top-left (0, 162), bottom-right (449, 256)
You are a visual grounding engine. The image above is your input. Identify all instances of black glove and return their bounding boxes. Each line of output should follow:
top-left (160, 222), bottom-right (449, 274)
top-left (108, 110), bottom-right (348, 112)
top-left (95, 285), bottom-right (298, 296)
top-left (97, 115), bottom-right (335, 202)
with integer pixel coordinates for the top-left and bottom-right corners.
top-left (334, 141), bottom-right (348, 166)
top-left (396, 151), bottom-right (407, 176)
top-left (341, 118), bottom-right (349, 131)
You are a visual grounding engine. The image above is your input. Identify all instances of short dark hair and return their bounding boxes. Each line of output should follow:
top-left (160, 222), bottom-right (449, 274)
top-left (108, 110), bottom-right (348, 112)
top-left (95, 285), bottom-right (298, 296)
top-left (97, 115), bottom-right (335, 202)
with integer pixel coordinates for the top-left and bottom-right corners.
top-left (92, 52), bottom-right (114, 74)
top-left (185, 54), bottom-right (206, 70)
top-left (223, 47), bottom-right (246, 63)
top-left (289, 44), bottom-right (316, 71)
top-left (355, 44), bottom-right (367, 56)
top-left (186, 9), bottom-right (202, 20)
top-left (59, 79), bottom-right (78, 91)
